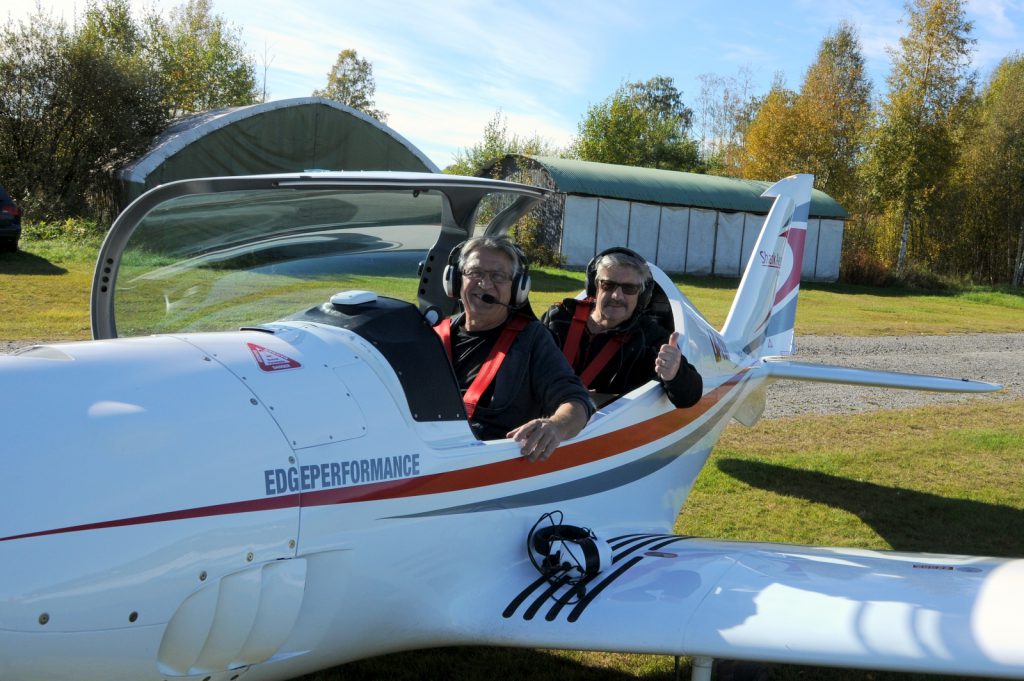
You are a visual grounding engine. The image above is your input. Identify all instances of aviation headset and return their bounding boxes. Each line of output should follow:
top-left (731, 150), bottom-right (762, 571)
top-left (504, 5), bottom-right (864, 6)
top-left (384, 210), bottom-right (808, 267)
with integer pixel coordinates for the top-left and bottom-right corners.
top-left (527, 511), bottom-right (611, 586)
top-left (585, 246), bottom-right (655, 311)
top-left (443, 237), bottom-right (532, 308)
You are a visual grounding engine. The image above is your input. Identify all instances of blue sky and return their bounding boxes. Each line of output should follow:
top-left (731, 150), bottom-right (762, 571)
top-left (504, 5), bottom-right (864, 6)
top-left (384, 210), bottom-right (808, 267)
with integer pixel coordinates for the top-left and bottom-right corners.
top-left (6, 0), bottom-right (1024, 168)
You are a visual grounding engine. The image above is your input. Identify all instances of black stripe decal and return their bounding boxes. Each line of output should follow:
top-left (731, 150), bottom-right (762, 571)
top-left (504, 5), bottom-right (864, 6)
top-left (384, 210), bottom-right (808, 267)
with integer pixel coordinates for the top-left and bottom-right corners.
top-left (612, 535), bottom-right (679, 562)
top-left (650, 536), bottom-right (690, 551)
top-left (502, 574), bottom-right (550, 618)
top-left (524, 575), bottom-right (577, 620)
top-left (544, 571), bottom-right (597, 621)
top-left (565, 538), bottom-right (690, 622)
top-left (566, 556), bottom-right (645, 622)
top-left (611, 533), bottom-right (669, 551)
top-left (503, 534), bottom-right (694, 622)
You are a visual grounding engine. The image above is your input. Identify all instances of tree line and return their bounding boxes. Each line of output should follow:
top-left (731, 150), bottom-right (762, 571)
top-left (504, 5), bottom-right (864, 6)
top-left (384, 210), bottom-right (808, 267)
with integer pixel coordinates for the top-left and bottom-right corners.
top-left (449, 0), bottom-right (1023, 287)
top-left (1, 0), bottom-right (1020, 286)
top-left (0, 0), bottom-right (260, 220)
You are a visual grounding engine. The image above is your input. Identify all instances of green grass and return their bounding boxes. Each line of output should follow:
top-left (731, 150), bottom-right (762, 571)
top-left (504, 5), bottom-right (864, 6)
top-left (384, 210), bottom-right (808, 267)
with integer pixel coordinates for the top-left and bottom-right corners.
top-left (2, 238), bottom-right (1023, 340)
top-left (0, 238), bottom-right (99, 340)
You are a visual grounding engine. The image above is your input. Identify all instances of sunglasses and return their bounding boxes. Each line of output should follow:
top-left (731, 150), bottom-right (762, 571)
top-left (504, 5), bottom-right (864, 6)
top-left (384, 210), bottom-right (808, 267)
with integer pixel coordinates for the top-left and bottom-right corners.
top-left (597, 279), bottom-right (643, 295)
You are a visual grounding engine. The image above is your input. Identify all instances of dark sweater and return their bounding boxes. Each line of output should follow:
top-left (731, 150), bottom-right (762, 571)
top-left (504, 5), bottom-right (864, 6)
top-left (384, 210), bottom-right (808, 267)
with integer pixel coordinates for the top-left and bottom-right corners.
top-left (448, 313), bottom-right (594, 440)
top-left (540, 298), bottom-right (703, 408)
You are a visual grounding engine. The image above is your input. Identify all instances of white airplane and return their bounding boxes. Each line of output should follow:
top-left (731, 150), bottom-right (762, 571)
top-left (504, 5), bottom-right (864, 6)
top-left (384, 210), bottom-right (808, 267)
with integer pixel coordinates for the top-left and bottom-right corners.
top-left (2, 172), bottom-right (1020, 681)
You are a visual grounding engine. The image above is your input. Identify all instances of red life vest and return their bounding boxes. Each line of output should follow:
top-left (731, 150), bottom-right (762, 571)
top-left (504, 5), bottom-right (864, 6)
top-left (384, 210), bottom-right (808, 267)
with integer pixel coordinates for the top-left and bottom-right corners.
top-left (561, 299), bottom-right (629, 389)
top-left (434, 315), bottom-right (528, 420)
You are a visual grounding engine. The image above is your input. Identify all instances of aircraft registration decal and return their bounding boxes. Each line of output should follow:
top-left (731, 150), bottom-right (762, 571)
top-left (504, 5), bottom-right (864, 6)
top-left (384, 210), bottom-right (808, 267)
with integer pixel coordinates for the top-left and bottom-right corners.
top-left (502, 534), bottom-right (689, 622)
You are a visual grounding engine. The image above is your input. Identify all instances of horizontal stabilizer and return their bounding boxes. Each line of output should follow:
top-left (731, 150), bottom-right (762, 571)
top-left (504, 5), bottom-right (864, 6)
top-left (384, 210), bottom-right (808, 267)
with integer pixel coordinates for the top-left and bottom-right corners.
top-left (758, 358), bottom-right (1002, 393)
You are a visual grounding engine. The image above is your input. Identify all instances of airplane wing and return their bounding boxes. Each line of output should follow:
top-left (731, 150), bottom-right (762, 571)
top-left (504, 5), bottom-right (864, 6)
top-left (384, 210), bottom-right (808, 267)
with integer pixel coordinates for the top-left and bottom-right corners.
top-left (756, 357), bottom-right (1002, 393)
top-left (452, 534), bottom-right (1024, 678)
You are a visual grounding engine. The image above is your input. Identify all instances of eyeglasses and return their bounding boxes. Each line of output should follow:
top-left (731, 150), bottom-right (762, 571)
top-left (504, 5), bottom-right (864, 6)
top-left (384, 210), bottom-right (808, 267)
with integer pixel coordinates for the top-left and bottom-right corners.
top-left (463, 268), bottom-right (513, 285)
top-left (597, 279), bottom-right (643, 295)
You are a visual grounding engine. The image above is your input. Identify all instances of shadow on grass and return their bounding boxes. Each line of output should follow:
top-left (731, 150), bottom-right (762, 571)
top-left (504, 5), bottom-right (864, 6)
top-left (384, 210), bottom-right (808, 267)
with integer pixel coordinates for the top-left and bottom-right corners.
top-left (293, 645), bottom-right (678, 681)
top-left (717, 458), bottom-right (1024, 558)
top-left (0, 249), bottom-right (67, 275)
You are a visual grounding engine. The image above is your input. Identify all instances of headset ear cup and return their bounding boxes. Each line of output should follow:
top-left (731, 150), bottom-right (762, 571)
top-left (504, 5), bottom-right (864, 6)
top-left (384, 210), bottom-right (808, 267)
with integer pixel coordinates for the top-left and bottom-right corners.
top-left (637, 275), bottom-right (655, 310)
top-left (512, 270), bottom-right (531, 307)
top-left (443, 263), bottom-right (458, 299)
top-left (532, 526), bottom-right (555, 556)
top-left (444, 242), bottom-right (465, 299)
top-left (509, 243), bottom-right (531, 307)
top-left (585, 254), bottom-right (598, 298)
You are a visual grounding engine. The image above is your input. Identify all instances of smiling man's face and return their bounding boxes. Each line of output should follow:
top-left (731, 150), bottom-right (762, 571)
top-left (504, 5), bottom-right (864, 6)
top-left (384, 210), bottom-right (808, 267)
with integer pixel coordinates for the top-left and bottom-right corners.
top-left (590, 263), bottom-right (643, 331)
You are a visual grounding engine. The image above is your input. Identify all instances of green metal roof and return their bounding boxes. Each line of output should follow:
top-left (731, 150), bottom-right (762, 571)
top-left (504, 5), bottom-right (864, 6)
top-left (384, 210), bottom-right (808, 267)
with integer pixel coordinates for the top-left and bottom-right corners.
top-left (522, 156), bottom-right (848, 219)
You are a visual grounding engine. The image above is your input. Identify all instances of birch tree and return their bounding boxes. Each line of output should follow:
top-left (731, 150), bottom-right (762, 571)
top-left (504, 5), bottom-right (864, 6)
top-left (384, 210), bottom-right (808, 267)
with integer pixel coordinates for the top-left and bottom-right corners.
top-left (957, 55), bottom-right (1024, 285)
top-left (313, 48), bottom-right (387, 122)
top-left (861, 0), bottom-right (976, 274)
top-left (795, 21), bottom-right (872, 210)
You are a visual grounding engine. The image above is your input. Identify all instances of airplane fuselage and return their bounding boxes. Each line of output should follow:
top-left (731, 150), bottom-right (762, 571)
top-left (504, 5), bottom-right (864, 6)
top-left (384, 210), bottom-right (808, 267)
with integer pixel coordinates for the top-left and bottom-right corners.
top-left (0, 291), bottom-right (751, 680)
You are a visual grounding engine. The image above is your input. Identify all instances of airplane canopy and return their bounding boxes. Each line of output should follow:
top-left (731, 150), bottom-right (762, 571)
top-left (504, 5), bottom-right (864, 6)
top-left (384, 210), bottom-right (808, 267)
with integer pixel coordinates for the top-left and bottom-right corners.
top-left (92, 172), bottom-right (547, 339)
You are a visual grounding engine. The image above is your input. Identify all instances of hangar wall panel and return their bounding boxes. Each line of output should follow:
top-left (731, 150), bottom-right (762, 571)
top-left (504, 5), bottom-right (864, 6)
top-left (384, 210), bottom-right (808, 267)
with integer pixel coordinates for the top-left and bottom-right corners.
top-left (814, 219), bottom-right (844, 281)
top-left (801, 218), bottom-right (821, 280)
top-left (686, 208), bottom-right (716, 275)
top-left (556, 193), bottom-right (843, 281)
top-left (740, 212), bottom-right (762, 271)
top-left (596, 199), bottom-right (630, 254)
top-left (714, 211), bottom-right (745, 277)
top-left (627, 202), bottom-right (661, 263)
top-left (562, 196), bottom-right (599, 267)
top-left (656, 206), bottom-right (689, 273)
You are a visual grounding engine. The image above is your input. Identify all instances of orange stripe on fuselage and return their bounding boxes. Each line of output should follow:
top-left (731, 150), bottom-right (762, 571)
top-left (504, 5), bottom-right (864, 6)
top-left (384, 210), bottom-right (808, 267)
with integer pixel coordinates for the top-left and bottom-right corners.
top-left (301, 370), bottom-right (747, 507)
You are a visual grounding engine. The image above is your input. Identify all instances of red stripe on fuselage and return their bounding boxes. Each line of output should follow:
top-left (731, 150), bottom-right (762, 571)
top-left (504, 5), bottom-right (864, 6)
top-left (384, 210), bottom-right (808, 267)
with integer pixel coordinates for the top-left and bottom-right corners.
top-left (1, 372), bottom-right (747, 542)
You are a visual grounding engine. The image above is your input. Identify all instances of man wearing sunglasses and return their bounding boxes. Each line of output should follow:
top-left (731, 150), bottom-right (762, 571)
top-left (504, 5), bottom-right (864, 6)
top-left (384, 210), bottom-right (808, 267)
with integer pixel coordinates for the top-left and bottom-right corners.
top-left (541, 247), bottom-right (702, 408)
top-left (436, 236), bottom-right (593, 462)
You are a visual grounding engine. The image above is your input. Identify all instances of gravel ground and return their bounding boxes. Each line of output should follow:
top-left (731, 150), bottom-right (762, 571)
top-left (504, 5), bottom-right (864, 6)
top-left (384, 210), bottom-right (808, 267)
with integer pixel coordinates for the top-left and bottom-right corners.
top-left (2, 334), bottom-right (1021, 419)
top-left (762, 333), bottom-right (1023, 418)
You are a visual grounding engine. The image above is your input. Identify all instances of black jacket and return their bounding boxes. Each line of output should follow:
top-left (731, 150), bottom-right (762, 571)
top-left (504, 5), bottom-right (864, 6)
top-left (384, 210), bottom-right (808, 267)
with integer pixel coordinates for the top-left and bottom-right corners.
top-left (448, 313), bottom-right (594, 441)
top-left (540, 298), bottom-right (702, 408)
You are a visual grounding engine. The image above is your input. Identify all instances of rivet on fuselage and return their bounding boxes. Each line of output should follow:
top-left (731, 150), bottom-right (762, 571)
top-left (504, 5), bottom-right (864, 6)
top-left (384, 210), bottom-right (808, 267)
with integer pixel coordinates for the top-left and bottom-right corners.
top-left (129, 611), bottom-right (138, 623)
top-left (289, 539), bottom-right (296, 549)
top-left (246, 552), bottom-right (254, 562)
top-left (250, 398), bottom-right (258, 405)
top-left (199, 571), bottom-right (207, 581)
top-left (38, 613), bottom-right (49, 625)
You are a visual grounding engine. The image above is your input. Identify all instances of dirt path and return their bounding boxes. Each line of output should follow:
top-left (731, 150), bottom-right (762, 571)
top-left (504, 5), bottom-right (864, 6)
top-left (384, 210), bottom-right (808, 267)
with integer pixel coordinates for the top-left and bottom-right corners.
top-left (762, 333), bottom-right (1023, 418)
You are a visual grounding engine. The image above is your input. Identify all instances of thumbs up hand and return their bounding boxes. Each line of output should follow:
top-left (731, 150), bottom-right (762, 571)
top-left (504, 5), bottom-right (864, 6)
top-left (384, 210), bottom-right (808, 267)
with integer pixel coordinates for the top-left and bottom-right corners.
top-left (655, 332), bottom-right (682, 381)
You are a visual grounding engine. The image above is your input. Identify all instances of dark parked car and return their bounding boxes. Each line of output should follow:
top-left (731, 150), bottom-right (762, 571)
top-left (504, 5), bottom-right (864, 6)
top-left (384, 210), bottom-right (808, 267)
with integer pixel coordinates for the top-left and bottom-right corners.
top-left (0, 185), bottom-right (22, 251)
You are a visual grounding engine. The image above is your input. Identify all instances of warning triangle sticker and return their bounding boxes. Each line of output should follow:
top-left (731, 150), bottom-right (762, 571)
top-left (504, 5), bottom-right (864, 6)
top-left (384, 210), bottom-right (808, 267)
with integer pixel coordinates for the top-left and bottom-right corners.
top-left (247, 343), bottom-right (302, 372)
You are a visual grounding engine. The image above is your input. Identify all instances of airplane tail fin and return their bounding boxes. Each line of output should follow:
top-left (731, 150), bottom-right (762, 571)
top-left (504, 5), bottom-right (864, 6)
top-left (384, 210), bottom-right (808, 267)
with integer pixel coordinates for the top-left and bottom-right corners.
top-left (720, 174), bottom-right (813, 357)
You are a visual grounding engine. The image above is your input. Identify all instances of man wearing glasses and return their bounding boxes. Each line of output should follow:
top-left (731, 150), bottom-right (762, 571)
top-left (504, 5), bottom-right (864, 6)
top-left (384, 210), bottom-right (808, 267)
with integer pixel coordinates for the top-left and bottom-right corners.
top-left (541, 247), bottom-right (702, 408)
top-left (436, 236), bottom-right (593, 462)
